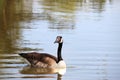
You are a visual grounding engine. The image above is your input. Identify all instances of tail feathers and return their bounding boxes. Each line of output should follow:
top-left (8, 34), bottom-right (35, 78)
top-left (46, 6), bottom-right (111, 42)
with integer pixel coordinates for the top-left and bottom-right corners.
top-left (19, 53), bottom-right (27, 58)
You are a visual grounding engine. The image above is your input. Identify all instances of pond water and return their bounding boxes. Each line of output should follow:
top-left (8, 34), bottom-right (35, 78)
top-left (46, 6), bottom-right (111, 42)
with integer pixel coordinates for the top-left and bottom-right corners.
top-left (0, 0), bottom-right (120, 80)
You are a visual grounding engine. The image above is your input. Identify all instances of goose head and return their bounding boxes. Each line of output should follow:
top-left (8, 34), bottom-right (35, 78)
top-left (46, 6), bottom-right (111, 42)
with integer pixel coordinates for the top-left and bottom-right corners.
top-left (54, 36), bottom-right (63, 43)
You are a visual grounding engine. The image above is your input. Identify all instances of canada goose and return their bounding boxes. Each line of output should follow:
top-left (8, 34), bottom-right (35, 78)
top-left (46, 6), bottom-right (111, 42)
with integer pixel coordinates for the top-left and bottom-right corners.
top-left (19, 36), bottom-right (66, 68)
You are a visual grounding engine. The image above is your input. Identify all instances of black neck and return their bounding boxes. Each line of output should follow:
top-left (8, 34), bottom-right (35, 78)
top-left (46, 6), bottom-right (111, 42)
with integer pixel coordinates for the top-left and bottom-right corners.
top-left (57, 43), bottom-right (63, 63)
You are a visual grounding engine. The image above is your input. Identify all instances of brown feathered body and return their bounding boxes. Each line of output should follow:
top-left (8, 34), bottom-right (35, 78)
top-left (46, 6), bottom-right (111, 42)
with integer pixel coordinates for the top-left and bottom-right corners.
top-left (19, 52), bottom-right (58, 68)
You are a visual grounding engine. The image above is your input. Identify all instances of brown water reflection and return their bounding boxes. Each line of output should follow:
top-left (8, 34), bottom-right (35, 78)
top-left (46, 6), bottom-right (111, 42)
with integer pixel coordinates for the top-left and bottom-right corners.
top-left (0, 0), bottom-right (111, 53)
top-left (21, 74), bottom-right (63, 80)
top-left (20, 66), bottom-right (65, 79)
top-left (20, 66), bottom-right (66, 74)
top-left (0, 0), bottom-right (43, 53)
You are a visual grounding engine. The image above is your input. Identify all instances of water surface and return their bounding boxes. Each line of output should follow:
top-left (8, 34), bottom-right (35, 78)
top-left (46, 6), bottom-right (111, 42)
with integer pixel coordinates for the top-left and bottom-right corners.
top-left (0, 0), bottom-right (120, 80)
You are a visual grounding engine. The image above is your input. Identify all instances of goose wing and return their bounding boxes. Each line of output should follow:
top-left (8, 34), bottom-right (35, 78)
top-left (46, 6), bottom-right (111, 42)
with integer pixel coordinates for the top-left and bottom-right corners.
top-left (19, 52), bottom-right (57, 67)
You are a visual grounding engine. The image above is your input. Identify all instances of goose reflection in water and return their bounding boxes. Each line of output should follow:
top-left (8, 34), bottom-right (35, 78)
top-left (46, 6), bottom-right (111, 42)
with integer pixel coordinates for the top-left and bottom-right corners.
top-left (20, 65), bottom-right (66, 79)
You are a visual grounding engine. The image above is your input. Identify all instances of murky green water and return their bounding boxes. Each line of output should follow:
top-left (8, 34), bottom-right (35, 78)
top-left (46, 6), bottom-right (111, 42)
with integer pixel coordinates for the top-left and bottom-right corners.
top-left (0, 0), bottom-right (120, 80)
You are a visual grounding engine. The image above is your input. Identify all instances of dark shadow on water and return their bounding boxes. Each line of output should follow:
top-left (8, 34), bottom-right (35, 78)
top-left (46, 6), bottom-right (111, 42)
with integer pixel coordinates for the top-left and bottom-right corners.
top-left (21, 75), bottom-right (55, 78)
